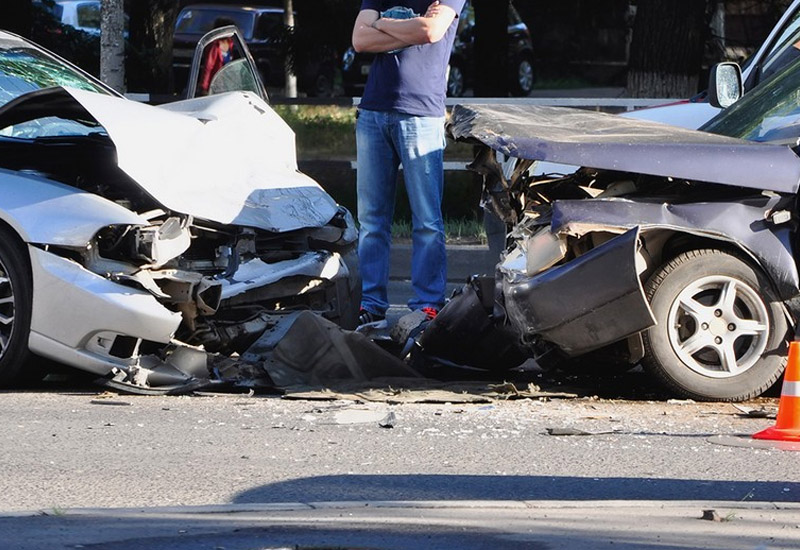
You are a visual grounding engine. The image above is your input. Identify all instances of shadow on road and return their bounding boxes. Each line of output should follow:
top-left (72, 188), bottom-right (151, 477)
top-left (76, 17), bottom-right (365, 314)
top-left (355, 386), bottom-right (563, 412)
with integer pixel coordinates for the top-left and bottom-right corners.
top-left (233, 474), bottom-right (797, 504)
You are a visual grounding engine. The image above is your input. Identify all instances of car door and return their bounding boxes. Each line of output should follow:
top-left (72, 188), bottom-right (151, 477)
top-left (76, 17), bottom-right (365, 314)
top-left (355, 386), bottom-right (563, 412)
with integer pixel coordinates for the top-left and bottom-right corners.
top-left (186, 26), bottom-right (268, 101)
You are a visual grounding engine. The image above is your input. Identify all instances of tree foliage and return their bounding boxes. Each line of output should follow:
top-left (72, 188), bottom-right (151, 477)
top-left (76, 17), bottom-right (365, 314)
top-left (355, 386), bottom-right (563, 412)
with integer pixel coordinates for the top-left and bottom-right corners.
top-left (31, 0), bottom-right (101, 76)
top-left (6, 0), bottom-right (33, 36)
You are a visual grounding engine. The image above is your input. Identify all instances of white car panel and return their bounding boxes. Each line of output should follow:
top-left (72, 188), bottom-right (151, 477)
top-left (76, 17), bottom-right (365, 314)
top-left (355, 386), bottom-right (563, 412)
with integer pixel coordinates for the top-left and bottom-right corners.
top-left (222, 251), bottom-right (349, 300)
top-left (28, 247), bottom-right (182, 355)
top-left (63, 88), bottom-right (338, 232)
top-left (0, 168), bottom-right (148, 245)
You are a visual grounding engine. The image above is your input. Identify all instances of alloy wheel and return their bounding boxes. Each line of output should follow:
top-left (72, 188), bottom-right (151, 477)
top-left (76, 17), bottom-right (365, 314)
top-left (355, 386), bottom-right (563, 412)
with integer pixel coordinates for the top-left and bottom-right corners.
top-left (667, 275), bottom-right (769, 378)
top-left (517, 59), bottom-right (534, 94)
top-left (0, 256), bottom-right (15, 361)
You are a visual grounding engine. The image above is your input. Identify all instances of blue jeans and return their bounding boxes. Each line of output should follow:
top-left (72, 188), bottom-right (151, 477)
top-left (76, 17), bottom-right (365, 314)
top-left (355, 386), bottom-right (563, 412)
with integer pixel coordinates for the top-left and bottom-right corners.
top-left (356, 109), bottom-right (447, 315)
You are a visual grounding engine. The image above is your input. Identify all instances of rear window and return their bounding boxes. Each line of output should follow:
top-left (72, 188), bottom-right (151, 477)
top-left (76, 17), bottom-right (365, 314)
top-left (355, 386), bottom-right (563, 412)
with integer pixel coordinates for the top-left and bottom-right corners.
top-left (175, 8), bottom-right (256, 40)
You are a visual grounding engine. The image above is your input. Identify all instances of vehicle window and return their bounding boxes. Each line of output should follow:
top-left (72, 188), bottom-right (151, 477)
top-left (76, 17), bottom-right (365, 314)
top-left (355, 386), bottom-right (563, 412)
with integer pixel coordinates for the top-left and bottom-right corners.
top-left (758, 10), bottom-right (800, 83)
top-left (703, 55), bottom-right (800, 142)
top-left (175, 9), bottom-right (256, 40)
top-left (195, 36), bottom-right (260, 96)
top-left (76, 2), bottom-right (101, 30)
top-left (208, 58), bottom-right (260, 95)
top-left (0, 116), bottom-right (102, 139)
top-left (253, 12), bottom-right (285, 40)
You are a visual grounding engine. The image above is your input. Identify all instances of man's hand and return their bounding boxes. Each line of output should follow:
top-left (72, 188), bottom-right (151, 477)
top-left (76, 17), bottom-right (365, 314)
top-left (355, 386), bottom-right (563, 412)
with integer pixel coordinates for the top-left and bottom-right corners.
top-left (425, 1), bottom-right (444, 18)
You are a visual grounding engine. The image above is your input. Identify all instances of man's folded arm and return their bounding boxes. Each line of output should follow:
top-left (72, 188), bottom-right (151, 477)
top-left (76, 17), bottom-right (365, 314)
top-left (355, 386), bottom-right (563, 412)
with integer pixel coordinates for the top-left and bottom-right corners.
top-left (372, 3), bottom-right (458, 45)
top-left (352, 10), bottom-right (410, 53)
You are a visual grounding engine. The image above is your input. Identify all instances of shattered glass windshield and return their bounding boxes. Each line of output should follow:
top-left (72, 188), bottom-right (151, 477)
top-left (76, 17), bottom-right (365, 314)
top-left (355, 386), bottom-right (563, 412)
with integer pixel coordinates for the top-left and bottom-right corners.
top-left (703, 55), bottom-right (800, 143)
top-left (0, 35), bottom-right (111, 138)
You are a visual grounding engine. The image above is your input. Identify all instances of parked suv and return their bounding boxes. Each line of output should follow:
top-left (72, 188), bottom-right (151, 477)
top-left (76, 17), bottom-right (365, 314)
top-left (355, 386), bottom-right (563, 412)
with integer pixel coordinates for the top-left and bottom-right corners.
top-left (342, 1), bottom-right (535, 97)
top-left (173, 3), bottom-right (336, 96)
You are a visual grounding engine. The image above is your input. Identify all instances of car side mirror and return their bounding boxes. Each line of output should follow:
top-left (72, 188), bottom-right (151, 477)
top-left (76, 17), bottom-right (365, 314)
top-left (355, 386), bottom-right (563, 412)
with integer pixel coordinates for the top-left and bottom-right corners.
top-left (708, 62), bottom-right (743, 109)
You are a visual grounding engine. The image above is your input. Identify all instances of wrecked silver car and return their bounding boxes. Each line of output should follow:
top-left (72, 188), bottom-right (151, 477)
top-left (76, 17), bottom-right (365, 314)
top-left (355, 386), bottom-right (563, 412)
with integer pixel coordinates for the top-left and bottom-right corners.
top-left (440, 59), bottom-right (800, 402)
top-left (0, 29), bottom-right (359, 391)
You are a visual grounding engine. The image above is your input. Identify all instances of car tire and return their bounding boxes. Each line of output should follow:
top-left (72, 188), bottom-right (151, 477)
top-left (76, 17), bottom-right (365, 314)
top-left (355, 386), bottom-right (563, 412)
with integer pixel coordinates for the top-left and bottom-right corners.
top-left (306, 63), bottom-right (336, 98)
top-left (641, 248), bottom-right (788, 402)
top-left (511, 53), bottom-right (535, 96)
top-left (0, 228), bottom-right (32, 387)
top-left (447, 62), bottom-right (466, 97)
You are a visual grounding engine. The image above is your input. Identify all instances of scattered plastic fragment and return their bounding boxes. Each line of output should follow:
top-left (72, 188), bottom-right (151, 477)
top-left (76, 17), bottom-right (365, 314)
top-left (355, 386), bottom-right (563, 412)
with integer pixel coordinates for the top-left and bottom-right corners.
top-left (379, 411), bottom-right (397, 428)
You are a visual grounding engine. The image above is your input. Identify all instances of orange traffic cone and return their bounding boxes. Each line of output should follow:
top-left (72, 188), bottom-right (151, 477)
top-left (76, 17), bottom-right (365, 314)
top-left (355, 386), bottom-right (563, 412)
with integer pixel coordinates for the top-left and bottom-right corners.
top-left (753, 340), bottom-right (800, 441)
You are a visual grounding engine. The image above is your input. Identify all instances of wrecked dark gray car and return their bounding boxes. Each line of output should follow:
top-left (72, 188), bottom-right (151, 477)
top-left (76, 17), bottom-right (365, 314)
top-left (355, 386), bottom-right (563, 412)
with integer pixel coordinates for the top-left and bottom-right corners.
top-left (439, 59), bottom-right (800, 402)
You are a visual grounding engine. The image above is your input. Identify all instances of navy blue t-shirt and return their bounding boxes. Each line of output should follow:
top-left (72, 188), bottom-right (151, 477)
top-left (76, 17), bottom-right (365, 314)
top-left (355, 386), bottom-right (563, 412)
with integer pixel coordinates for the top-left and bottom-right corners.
top-left (359, 0), bottom-right (466, 117)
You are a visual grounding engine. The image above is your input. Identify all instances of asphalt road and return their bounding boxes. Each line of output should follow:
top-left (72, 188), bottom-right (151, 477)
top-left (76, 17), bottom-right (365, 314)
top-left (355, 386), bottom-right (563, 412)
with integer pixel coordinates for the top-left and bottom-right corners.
top-left (1, 374), bottom-right (799, 549)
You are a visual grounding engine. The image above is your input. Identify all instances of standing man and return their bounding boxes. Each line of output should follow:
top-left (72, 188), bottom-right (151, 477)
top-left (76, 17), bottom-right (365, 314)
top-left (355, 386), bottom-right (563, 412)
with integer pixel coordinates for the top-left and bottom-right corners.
top-left (352, 0), bottom-right (466, 327)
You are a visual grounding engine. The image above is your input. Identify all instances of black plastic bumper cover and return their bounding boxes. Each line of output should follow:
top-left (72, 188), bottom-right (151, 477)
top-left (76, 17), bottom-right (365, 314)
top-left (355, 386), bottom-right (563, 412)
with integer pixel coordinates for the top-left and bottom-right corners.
top-left (504, 227), bottom-right (655, 356)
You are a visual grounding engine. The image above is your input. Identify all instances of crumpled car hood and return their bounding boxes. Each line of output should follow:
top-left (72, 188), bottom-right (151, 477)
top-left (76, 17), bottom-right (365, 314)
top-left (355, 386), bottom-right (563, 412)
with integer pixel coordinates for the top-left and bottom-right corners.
top-left (448, 104), bottom-right (800, 194)
top-left (0, 87), bottom-right (338, 232)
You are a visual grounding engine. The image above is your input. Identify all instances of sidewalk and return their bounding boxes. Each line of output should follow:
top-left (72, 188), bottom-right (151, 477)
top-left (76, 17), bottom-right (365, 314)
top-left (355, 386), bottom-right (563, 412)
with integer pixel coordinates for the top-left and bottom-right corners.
top-left (387, 243), bottom-right (497, 309)
top-left (390, 243), bottom-right (498, 283)
top-left (4, 500), bottom-right (799, 549)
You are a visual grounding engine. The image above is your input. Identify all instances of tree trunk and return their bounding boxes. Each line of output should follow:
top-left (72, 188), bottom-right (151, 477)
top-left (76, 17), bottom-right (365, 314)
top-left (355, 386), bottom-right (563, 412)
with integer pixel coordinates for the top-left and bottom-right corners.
top-left (627, 0), bottom-right (711, 98)
top-left (473, 0), bottom-right (510, 97)
top-left (126, 0), bottom-right (180, 93)
top-left (100, 0), bottom-right (126, 92)
top-left (284, 0), bottom-right (297, 98)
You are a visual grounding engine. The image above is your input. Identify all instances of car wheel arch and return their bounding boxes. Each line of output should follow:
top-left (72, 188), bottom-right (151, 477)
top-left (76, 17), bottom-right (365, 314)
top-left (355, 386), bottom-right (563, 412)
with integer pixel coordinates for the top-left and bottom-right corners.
top-left (0, 210), bottom-right (32, 247)
top-left (638, 229), bottom-right (773, 290)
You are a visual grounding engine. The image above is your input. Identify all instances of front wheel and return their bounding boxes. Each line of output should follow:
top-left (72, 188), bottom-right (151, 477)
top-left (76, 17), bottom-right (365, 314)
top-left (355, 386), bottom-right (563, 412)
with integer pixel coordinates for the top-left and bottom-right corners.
top-left (642, 249), bottom-right (788, 401)
top-left (0, 228), bottom-right (32, 386)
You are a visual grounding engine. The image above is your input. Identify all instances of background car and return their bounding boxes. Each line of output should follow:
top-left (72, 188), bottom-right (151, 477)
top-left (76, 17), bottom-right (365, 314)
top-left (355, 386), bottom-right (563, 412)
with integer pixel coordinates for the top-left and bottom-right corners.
top-left (447, 1), bottom-right (535, 97)
top-left (36, 0), bottom-right (129, 37)
top-left (43, 0), bottom-right (101, 35)
top-left (341, 0), bottom-right (535, 97)
top-left (173, 3), bottom-right (336, 97)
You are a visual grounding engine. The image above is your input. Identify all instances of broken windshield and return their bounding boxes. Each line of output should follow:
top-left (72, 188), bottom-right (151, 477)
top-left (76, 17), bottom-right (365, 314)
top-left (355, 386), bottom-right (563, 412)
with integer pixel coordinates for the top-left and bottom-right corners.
top-left (0, 38), bottom-right (111, 109)
top-left (0, 35), bottom-right (112, 138)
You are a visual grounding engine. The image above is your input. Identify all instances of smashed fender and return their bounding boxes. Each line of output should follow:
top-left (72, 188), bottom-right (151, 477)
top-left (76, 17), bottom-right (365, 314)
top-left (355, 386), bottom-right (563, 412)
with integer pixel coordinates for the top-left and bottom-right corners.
top-left (551, 195), bottom-right (799, 298)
